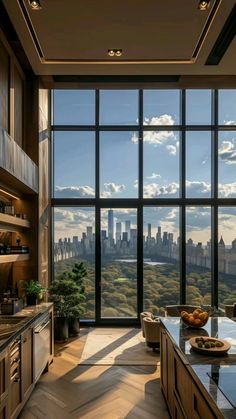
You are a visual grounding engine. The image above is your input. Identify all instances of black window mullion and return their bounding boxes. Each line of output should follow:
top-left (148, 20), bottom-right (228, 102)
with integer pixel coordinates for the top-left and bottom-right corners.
top-left (137, 89), bottom-right (143, 315)
top-left (212, 89), bottom-right (219, 308)
top-left (180, 89), bottom-right (186, 304)
top-left (95, 89), bottom-right (101, 322)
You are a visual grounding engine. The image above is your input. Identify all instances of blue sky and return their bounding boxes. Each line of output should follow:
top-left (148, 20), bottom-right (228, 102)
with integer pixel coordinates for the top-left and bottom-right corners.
top-left (53, 89), bottom-right (236, 244)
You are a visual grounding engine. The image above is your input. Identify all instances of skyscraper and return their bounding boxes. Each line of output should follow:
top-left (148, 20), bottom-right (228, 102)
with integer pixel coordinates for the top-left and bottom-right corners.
top-left (125, 220), bottom-right (131, 240)
top-left (115, 222), bottom-right (122, 242)
top-left (108, 209), bottom-right (114, 239)
top-left (87, 226), bottom-right (93, 238)
top-left (148, 223), bottom-right (151, 239)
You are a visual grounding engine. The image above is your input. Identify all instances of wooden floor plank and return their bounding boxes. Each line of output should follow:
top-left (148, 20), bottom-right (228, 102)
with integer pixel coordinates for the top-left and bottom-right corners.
top-left (19, 328), bottom-right (169, 419)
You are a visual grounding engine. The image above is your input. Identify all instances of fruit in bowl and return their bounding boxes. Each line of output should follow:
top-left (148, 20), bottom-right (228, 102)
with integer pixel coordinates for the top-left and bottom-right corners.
top-left (180, 309), bottom-right (209, 328)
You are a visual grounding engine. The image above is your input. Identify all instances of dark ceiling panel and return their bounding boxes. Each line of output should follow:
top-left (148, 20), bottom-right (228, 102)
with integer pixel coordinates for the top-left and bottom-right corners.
top-left (205, 3), bottom-right (236, 65)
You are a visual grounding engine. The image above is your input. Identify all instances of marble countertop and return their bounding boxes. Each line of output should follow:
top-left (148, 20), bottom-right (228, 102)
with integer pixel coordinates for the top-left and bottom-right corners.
top-left (161, 317), bottom-right (236, 419)
top-left (0, 302), bottom-right (53, 352)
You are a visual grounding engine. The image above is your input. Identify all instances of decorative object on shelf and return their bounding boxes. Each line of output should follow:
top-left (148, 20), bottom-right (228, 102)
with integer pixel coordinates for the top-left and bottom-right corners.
top-left (48, 261), bottom-right (87, 341)
top-left (181, 308), bottom-right (209, 328)
top-left (23, 279), bottom-right (45, 306)
top-left (189, 336), bottom-right (231, 355)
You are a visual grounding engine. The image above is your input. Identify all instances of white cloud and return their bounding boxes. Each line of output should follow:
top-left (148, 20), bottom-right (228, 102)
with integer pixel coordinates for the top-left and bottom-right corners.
top-left (146, 172), bottom-right (161, 179)
top-left (131, 114), bottom-right (176, 146)
top-left (143, 114), bottom-right (175, 126)
top-left (219, 182), bottom-right (236, 198)
top-left (186, 181), bottom-right (211, 197)
top-left (133, 179), bottom-right (138, 189)
top-left (224, 120), bottom-right (236, 126)
top-left (166, 145), bottom-right (177, 156)
top-left (103, 182), bottom-right (126, 193)
top-left (143, 182), bottom-right (179, 198)
top-left (55, 185), bottom-right (95, 198)
top-left (219, 140), bottom-right (236, 165)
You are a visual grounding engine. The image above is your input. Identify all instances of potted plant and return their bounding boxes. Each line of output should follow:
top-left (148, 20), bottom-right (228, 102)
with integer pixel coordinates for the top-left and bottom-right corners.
top-left (24, 280), bottom-right (45, 306)
top-left (48, 269), bottom-right (86, 341)
top-left (68, 262), bottom-right (87, 335)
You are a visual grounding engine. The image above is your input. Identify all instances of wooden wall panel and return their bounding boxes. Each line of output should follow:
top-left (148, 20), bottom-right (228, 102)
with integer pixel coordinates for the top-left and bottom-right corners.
top-left (38, 85), bottom-right (51, 290)
top-left (14, 65), bottom-right (23, 147)
top-left (0, 39), bottom-right (9, 132)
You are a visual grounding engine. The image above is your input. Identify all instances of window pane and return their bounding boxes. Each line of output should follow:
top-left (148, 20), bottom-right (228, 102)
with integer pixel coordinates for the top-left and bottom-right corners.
top-left (219, 90), bottom-right (236, 126)
top-left (186, 207), bottom-right (211, 306)
top-left (100, 90), bottom-right (138, 125)
top-left (218, 207), bottom-right (236, 307)
top-left (186, 90), bottom-right (211, 125)
top-left (53, 131), bottom-right (95, 198)
top-left (101, 209), bottom-right (137, 318)
top-left (143, 90), bottom-right (180, 125)
top-left (143, 131), bottom-right (179, 198)
top-left (143, 207), bottom-right (180, 315)
top-left (100, 131), bottom-right (138, 198)
top-left (186, 131), bottom-right (211, 198)
top-left (53, 90), bottom-right (95, 125)
top-left (218, 131), bottom-right (236, 198)
top-left (53, 207), bottom-right (95, 319)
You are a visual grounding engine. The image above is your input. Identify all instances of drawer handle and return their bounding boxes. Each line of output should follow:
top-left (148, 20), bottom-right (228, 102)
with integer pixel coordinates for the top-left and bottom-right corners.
top-left (11, 358), bottom-right (20, 366)
top-left (35, 320), bottom-right (50, 334)
top-left (11, 372), bottom-right (20, 383)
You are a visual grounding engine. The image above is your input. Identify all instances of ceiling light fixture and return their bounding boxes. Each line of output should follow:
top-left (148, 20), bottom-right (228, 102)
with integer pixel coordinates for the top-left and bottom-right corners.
top-left (198, 0), bottom-right (210, 10)
top-left (108, 49), bottom-right (123, 57)
top-left (28, 0), bottom-right (42, 10)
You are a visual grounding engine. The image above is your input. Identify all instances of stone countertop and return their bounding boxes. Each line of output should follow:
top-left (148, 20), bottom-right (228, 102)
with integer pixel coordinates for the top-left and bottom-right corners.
top-left (0, 302), bottom-right (53, 353)
top-left (161, 317), bottom-right (236, 419)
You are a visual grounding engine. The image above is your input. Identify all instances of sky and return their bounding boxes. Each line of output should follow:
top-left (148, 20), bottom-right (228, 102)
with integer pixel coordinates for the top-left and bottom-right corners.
top-left (53, 89), bottom-right (236, 244)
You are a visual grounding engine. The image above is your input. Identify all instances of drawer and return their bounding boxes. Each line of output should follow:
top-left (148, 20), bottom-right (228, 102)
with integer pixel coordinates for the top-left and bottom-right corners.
top-left (191, 383), bottom-right (218, 419)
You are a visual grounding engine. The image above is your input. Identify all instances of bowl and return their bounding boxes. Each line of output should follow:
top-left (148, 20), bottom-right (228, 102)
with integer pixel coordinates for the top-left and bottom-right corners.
top-left (180, 309), bottom-right (209, 328)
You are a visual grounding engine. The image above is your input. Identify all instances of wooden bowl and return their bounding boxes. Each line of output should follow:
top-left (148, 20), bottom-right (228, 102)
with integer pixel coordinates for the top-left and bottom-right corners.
top-left (180, 310), bottom-right (209, 328)
top-left (189, 336), bottom-right (231, 356)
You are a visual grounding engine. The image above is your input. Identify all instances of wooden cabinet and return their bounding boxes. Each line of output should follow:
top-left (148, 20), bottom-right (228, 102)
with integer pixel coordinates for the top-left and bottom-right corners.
top-left (160, 325), bottom-right (222, 419)
top-left (21, 328), bottom-right (33, 398)
top-left (0, 397), bottom-right (9, 419)
top-left (0, 349), bottom-right (9, 403)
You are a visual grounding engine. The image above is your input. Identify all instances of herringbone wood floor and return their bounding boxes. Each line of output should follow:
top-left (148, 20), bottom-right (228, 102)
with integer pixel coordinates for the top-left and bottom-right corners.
top-left (19, 329), bottom-right (170, 419)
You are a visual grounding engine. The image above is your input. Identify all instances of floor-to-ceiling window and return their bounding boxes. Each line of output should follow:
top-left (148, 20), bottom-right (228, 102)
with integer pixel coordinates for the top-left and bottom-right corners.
top-left (51, 88), bottom-right (236, 323)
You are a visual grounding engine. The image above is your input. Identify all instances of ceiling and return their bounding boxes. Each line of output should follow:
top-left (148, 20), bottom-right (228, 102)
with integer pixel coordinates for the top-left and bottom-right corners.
top-left (2, 0), bottom-right (236, 77)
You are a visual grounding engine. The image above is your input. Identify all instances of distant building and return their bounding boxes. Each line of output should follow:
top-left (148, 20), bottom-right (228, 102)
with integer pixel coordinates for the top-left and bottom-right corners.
top-left (108, 209), bottom-right (114, 239)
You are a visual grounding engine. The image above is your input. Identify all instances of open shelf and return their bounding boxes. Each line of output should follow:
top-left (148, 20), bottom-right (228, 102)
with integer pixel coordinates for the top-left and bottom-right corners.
top-left (0, 254), bottom-right (29, 264)
top-left (0, 213), bottom-right (30, 229)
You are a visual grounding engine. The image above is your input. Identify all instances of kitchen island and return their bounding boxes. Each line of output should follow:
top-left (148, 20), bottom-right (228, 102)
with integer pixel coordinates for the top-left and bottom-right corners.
top-left (160, 317), bottom-right (236, 419)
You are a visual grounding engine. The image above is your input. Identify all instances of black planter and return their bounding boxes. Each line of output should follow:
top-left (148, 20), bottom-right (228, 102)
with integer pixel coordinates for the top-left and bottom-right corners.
top-left (54, 317), bottom-right (69, 341)
top-left (69, 317), bottom-right (80, 336)
top-left (26, 294), bottom-right (37, 306)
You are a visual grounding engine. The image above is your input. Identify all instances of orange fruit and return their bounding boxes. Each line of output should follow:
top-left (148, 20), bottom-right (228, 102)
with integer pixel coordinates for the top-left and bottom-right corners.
top-left (182, 313), bottom-right (189, 321)
top-left (192, 310), bottom-right (200, 319)
top-left (188, 316), bottom-right (195, 325)
top-left (181, 311), bottom-right (188, 317)
top-left (199, 313), bottom-right (205, 321)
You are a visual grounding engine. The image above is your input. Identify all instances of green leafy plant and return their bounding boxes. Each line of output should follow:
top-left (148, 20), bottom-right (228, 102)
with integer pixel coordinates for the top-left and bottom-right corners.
top-left (49, 262), bottom-right (87, 318)
top-left (24, 279), bottom-right (45, 296)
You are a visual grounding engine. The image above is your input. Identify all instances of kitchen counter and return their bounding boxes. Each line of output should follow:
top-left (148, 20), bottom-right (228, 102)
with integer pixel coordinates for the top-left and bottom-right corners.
top-left (161, 317), bottom-right (236, 418)
top-left (0, 302), bottom-right (53, 352)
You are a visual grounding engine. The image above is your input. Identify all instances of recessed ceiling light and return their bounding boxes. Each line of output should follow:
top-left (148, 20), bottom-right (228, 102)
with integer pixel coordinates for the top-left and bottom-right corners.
top-left (198, 0), bottom-right (210, 10)
top-left (28, 0), bottom-right (42, 10)
top-left (108, 49), bottom-right (115, 57)
top-left (115, 50), bottom-right (122, 57)
top-left (108, 49), bottom-right (123, 57)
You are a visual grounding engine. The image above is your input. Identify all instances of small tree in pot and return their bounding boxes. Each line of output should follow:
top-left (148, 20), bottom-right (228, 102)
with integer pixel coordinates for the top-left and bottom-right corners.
top-left (48, 266), bottom-right (86, 341)
top-left (69, 262), bottom-right (87, 335)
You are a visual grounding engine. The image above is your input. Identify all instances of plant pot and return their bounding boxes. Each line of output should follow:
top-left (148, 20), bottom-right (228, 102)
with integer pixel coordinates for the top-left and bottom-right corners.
top-left (26, 294), bottom-right (38, 306)
top-left (54, 317), bottom-right (69, 341)
top-left (69, 317), bottom-right (80, 336)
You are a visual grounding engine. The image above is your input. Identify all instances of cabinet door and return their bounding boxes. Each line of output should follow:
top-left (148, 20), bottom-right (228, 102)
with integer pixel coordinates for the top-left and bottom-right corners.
top-left (0, 349), bottom-right (8, 401)
top-left (191, 382), bottom-right (219, 419)
top-left (173, 394), bottom-right (186, 419)
top-left (0, 397), bottom-right (9, 419)
top-left (22, 327), bottom-right (33, 398)
top-left (173, 350), bottom-right (191, 418)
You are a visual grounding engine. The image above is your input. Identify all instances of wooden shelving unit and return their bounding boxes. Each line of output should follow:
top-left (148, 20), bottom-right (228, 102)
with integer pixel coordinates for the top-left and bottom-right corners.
top-left (0, 254), bottom-right (29, 264)
top-left (0, 213), bottom-right (30, 229)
